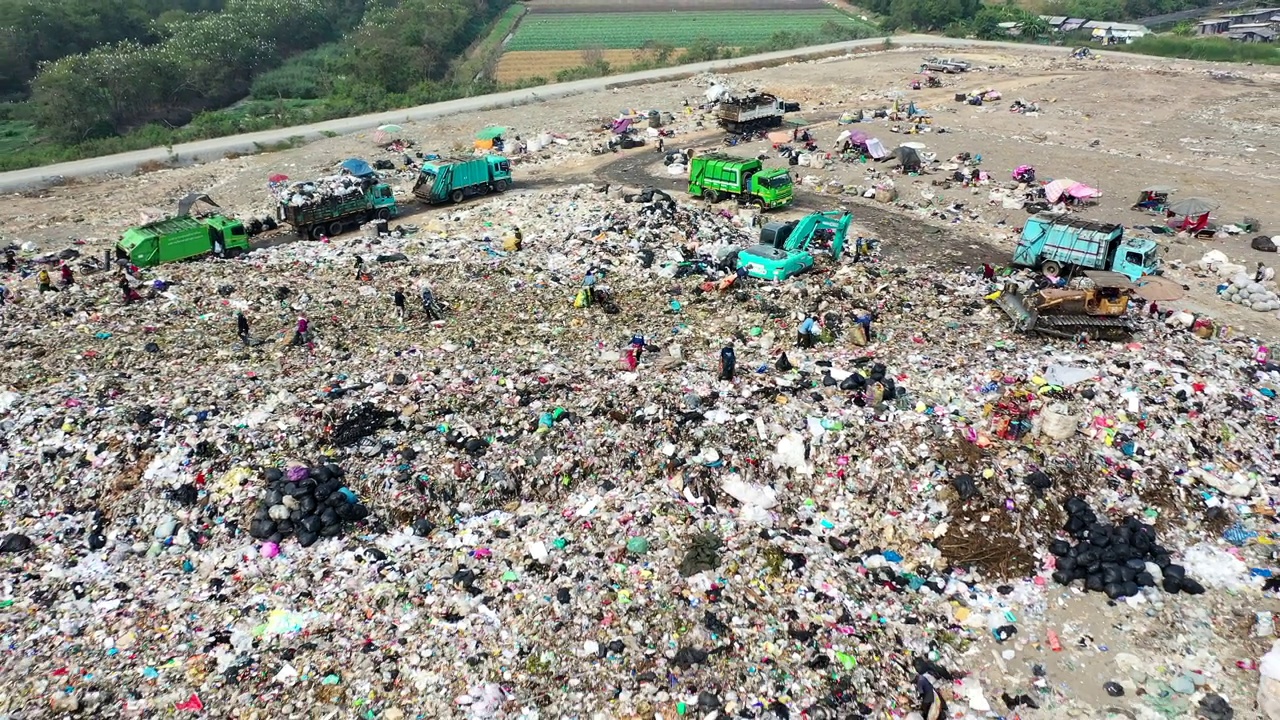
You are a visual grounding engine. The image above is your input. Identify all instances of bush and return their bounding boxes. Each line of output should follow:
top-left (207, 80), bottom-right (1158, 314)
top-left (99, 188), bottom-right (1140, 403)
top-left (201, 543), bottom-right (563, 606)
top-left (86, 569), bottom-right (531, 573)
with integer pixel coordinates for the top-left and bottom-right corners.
top-left (1124, 36), bottom-right (1280, 64)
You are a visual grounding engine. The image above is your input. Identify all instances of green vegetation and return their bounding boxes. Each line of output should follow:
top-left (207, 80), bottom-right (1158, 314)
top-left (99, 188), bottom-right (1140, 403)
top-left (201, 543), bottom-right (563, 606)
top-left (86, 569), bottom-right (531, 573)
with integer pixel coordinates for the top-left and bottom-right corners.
top-left (865, 0), bottom-right (1219, 30)
top-left (1122, 35), bottom-right (1280, 64)
top-left (451, 3), bottom-right (528, 82)
top-left (506, 10), bottom-right (872, 50)
top-left (1039, 0), bottom-right (1219, 23)
top-left (0, 0), bottom-right (230, 102)
top-left (0, 0), bottom-right (513, 171)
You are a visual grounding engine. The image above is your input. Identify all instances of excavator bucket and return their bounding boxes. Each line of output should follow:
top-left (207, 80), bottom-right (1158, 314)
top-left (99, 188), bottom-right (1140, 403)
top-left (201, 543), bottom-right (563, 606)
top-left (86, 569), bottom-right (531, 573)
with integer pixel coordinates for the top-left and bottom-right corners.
top-left (994, 283), bottom-right (1036, 332)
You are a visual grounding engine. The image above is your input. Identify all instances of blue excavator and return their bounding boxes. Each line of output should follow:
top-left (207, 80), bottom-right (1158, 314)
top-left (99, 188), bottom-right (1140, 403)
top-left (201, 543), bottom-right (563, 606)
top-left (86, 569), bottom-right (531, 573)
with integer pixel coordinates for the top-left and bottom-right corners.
top-left (736, 210), bottom-right (853, 281)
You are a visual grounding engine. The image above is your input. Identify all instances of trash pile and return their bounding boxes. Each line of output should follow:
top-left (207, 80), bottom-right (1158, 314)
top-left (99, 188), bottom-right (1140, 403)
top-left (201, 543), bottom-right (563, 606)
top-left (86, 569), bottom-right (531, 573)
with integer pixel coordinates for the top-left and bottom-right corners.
top-left (1051, 496), bottom-right (1204, 599)
top-left (1, 186), bottom-right (1278, 718)
top-left (274, 174), bottom-right (372, 206)
top-left (1221, 273), bottom-right (1280, 313)
top-left (247, 462), bottom-right (373, 548)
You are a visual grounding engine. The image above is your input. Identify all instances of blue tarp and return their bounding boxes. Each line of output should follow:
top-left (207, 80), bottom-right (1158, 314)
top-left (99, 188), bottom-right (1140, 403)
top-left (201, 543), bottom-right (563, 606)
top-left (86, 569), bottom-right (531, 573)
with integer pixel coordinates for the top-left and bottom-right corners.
top-left (340, 158), bottom-right (375, 178)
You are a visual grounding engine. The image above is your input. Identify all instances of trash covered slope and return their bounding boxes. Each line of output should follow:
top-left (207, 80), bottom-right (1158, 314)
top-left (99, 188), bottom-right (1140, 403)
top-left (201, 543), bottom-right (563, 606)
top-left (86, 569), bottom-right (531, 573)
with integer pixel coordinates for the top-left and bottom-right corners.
top-left (2, 186), bottom-right (1279, 719)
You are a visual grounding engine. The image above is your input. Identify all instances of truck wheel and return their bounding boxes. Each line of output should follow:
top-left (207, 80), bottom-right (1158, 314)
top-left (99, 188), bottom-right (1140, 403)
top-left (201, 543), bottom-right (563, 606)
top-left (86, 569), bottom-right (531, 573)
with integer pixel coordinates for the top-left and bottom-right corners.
top-left (309, 226), bottom-right (325, 240)
top-left (375, 208), bottom-right (391, 221)
top-left (1042, 260), bottom-right (1062, 276)
top-left (704, 190), bottom-right (719, 203)
top-left (328, 221), bottom-right (343, 238)
top-left (450, 189), bottom-right (464, 204)
top-left (493, 180), bottom-right (509, 192)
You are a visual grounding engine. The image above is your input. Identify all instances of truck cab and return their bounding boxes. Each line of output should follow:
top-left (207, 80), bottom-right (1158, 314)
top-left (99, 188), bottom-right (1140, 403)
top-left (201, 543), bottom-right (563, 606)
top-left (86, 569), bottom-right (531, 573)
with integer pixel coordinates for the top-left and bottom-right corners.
top-left (688, 153), bottom-right (793, 209)
top-left (1111, 237), bottom-right (1161, 281)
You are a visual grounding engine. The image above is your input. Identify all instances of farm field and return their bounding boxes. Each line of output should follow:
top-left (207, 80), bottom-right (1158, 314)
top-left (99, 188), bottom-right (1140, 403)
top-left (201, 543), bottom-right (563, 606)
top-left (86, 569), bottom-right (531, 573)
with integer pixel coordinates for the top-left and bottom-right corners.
top-left (494, 49), bottom-right (668, 83)
top-left (505, 9), bottom-right (867, 50)
top-left (521, 0), bottom-right (833, 10)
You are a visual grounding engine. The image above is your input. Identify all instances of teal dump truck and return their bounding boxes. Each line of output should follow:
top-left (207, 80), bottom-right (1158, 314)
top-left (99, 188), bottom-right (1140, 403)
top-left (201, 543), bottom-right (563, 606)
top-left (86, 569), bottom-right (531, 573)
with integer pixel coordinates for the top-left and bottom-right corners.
top-left (688, 153), bottom-right (792, 209)
top-left (117, 215), bottom-right (250, 268)
top-left (413, 155), bottom-right (512, 204)
top-left (1013, 213), bottom-right (1160, 281)
top-left (278, 181), bottom-right (398, 239)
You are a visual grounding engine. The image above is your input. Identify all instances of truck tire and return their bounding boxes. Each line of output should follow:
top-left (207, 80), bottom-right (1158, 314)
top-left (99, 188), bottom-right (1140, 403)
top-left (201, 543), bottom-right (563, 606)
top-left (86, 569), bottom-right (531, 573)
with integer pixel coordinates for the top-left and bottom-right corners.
top-left (328, 221), bottom-right (343, 238)
top-left (704, 189), bottom-right (719, 203)
top-left (493, 180), bottom-right (509, 192)
top-left (309, 225), bottom-right (325, 240)
top-left (1042, 260), bottom-right (1062, 276)
top-left (450, 189), bottom-right (464, 204)
top-left (375, 208), bottom-right (391, 221)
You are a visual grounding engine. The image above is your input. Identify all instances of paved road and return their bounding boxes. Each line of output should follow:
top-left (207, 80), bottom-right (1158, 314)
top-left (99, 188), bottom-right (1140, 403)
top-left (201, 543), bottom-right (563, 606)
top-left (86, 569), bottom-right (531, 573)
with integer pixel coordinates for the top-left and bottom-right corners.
top-left (0, 34), bottom-right (1084, 193)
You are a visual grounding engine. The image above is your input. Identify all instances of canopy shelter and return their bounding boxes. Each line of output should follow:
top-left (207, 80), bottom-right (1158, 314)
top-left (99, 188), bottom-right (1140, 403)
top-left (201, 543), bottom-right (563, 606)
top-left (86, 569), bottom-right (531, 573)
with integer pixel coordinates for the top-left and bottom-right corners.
top-left (1166, 197), bottom-right (1218, 233)
top-left (835, 129), bottom-right (870, 151)
top-left (1134, 184), bottom-right (1175, 211)
top-left (177, 193), bottom-right (219, 217)
top-left (1044, 178), bottom-right (1101, 204)
top-left (1166, 197), bottom-right (1218, 217)
top-left (372, 124), bottom-right (403, 145)
top-left (887, 145), bottom-right (921, 171)
top-left (339, 158), bottom-right (376, 178)
top-left (476, 126), bottom-right (508, 141)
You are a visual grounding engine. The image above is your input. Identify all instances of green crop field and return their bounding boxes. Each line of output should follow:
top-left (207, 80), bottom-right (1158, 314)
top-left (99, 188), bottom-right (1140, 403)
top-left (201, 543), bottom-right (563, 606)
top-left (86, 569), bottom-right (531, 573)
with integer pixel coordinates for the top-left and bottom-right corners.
top-left (505, 10), bottom-right (868, 50)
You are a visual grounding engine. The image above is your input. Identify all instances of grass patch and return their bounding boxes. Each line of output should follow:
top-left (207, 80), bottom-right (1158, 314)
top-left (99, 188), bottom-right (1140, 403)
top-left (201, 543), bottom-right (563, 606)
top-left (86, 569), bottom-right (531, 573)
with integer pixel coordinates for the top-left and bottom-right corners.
top-left (0, 120), bottom-right (40, 157)
top-left (1121, 35), bottom-right (1280, 64)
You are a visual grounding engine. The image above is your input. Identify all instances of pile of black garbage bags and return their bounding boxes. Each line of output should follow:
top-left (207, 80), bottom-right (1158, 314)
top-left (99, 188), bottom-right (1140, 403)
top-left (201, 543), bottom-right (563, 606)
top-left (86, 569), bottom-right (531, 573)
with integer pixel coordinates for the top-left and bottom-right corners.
top-left (1050, 496), bottom-right (1204, 598)
top-left (247, 463), bottom-right (373, 547)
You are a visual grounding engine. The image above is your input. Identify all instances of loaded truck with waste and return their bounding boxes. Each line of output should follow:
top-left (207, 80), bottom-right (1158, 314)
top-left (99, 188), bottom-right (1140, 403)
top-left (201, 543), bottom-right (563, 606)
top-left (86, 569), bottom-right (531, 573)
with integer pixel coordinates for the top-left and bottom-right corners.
top-left (688, 154), bottom-right (793, 209)
top-left (277, 181), bottom-right (398, 240)
top-left (1013, 213), bottom-right (1160, 281)
top-left (715, 93), bottom-right (797, 133)
top-left (413, 155), bottom-right (512, 204)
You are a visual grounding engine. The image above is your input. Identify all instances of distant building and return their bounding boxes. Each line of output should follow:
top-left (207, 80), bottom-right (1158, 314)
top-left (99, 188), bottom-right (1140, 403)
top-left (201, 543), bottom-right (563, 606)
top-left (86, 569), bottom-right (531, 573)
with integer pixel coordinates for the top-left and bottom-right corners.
top-left (1196, 18), bottom-right (1232, 35)
top-left (1082, 21), bottom-right (1151, 43)
top-left (1221, 7), bottom-right (1280, 25)
top-left (1226, 25), bottom-right (1277, 41)
top-left (1036, 15), bottom-right (1088, 31)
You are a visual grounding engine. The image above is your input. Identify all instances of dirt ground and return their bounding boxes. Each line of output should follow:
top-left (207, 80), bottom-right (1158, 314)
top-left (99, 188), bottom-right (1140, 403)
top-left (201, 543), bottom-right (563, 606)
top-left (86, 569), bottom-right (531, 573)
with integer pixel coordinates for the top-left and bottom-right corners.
top-left (5, 46), bottom-right (1280, 344)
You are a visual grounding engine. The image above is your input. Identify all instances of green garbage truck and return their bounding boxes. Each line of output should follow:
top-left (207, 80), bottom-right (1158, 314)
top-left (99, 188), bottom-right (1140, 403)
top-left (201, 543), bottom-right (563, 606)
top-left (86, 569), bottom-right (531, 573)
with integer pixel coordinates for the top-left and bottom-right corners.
top-left (688, 153), bottom-right (792, 209)
top-left (116, 215), bottom-right (250, 268)
top-left (413, 155), bottom-right (513, 204)
top-left (277, 181), bottom-right (398, 239)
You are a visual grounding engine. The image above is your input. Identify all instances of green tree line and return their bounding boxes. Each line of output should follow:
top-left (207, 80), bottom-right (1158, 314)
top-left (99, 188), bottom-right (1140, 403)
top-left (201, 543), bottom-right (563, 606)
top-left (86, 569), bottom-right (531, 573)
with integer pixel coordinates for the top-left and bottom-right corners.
top-left (23, 0), bottom-right (503, 144)
top-left (0, 0), bottom-right (229, 101)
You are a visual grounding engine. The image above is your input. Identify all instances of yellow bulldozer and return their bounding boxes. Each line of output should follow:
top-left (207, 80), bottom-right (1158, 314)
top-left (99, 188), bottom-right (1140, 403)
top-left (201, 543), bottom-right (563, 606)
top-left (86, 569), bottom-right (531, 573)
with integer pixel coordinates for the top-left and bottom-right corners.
top-left (992, 271), bottom-right (1138, 340)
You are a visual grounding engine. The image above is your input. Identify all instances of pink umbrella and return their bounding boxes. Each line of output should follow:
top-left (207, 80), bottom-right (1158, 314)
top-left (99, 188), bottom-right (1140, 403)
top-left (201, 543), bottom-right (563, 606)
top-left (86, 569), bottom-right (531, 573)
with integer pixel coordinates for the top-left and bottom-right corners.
top-left (1067, 183), bottom-right (1101, 200)
top-left (268, 173), bottom-right (289, 184)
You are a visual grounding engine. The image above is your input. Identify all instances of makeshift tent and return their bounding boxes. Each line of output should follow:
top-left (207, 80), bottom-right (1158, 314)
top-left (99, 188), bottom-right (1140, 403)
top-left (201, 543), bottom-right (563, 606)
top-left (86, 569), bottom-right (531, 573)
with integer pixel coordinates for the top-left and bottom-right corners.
top-left (1044, 178), bottom-right (1101, 204)
top-left (1134, 185), bottom-right (1174, 210)
top-left (865, 138), bottom-right (888, 160)
top-left (476, 126), bottom-right (508, 141)
top-left (888, 145), bottom-right (921, 170)
top-left (611, 118), bottom-right (633, 134)
top-left (339, 158), bottom-right (375, 178)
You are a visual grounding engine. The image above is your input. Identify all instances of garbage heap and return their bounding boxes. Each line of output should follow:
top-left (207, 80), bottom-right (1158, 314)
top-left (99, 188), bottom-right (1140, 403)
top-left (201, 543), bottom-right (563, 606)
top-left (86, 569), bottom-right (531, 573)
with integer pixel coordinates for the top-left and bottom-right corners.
top-left (0, 185), bottom-right (1277, 719)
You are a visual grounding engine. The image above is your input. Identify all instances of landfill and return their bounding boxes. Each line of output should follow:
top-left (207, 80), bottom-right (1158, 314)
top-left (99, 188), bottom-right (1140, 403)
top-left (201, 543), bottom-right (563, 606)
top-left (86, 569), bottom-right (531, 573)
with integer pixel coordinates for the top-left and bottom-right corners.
top-left (3, 50), bottom-right (1280, 720)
